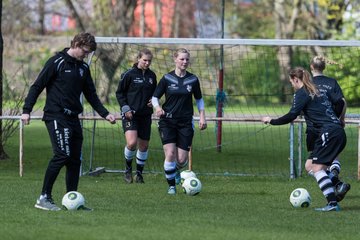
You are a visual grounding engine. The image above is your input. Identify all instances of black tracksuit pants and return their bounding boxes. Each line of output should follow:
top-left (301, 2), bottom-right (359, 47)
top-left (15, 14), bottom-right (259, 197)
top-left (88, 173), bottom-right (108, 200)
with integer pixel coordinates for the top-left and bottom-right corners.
top-left (41, 118), bottom-right (83, 197)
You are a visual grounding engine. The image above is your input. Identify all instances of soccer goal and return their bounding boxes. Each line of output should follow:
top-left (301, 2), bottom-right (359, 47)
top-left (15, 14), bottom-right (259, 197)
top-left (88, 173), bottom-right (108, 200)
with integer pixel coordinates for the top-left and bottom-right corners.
top-left (75, 37), bottom-right (360, 179)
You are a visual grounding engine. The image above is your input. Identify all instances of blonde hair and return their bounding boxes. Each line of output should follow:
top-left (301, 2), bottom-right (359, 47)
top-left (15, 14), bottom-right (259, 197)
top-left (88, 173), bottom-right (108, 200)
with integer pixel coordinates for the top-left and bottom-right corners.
top-left (310, 55), bottom-right (343, 71)
top-left (173, 48), bottom-right (190, 58)
top-left (289, 67), bottom-right (319, 98)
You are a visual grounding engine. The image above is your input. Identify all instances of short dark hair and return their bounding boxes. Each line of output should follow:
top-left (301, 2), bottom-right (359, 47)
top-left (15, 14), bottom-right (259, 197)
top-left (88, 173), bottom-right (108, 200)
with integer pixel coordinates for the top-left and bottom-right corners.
top-left (70, 32), bottom-right (97, 51)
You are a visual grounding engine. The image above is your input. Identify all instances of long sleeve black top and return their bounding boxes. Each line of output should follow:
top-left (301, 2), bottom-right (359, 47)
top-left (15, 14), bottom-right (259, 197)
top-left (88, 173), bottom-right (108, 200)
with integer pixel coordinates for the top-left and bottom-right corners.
top-left (116, 64), bottom-right (157, 116)
top-left (23, 48), bottom-right (109, 120)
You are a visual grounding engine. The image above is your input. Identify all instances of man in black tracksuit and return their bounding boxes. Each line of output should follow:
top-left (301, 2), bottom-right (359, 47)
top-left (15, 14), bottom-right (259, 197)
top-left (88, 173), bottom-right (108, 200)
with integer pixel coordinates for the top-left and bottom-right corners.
top-left (21, 32), bottom-right (116, 211)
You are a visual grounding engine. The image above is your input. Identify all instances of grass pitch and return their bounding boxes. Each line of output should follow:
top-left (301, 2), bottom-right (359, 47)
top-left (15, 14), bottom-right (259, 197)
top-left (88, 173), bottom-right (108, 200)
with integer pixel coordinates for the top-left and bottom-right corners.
top-left (0, 164), bottom-right (359, 240)
top-left (0, 121), bottom-right (359, 240)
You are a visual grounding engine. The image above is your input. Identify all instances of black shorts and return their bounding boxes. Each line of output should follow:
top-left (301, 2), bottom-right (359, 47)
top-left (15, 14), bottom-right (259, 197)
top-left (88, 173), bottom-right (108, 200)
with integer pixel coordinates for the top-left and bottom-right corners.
top-left (309, 126), bottom-right (346, 166)
top-left (122, 115), bottom-right (152, 141)
top-left (306, 128), bottom-right (318, 152)
top-left (157, 118), bottom-right (194, 151)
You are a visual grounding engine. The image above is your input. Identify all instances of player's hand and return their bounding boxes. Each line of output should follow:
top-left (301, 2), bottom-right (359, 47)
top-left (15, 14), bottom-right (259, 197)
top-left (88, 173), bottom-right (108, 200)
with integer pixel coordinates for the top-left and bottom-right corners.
top-left (199, 121), bottom-right (207, 130)
top-left (21, 113), bottom-right (30, 125)
top-left (147, 99), bottom-right (152, 108)
top-left (261, 116), bottom-right (271, 124)
top-left (106, 114), bottom-right (116, 124)
top-left (155, 107), bottom-right (165, 118)
top-left (124, 111), bottom-right (133, 120)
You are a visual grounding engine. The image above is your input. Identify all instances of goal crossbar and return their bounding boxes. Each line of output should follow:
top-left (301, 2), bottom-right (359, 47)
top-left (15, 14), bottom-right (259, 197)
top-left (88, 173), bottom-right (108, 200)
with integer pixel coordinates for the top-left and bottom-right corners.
top-left (95, 37), bottom-right (360, 47)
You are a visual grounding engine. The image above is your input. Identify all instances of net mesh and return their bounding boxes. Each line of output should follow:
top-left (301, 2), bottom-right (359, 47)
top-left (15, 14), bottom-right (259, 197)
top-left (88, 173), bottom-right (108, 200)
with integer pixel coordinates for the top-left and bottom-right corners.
top-left (80, 38), bottom-right (360, 178)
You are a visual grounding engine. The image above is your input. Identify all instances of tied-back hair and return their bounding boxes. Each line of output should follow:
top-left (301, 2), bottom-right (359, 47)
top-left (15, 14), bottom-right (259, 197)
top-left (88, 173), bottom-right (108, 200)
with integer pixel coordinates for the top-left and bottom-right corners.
top-left (310, 55), bottom-right (343, 71)
top-left (173, 48), bottom-right (190, 58)
top-left (135, 48), bottom-right (153, 64)
top-left (70, 32), bottom-right (97, 51)
top-left (289, 67), bottom-right (319, 98)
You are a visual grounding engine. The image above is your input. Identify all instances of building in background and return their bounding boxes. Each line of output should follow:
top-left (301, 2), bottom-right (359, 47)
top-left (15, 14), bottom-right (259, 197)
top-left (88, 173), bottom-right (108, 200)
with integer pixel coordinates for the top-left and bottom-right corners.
top-left (130, 0), bottom-right (196, 38)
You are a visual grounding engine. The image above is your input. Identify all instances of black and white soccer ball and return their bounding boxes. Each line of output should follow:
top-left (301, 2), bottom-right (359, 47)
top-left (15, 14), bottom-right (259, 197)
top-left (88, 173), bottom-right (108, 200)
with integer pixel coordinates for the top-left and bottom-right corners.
top-left (289, 188), bottom-right (311, 208)
top-left (182, 177), bottom-right (202, 196)
top-left (180, 170), bottom-right (197, 184)
top-left (62, 191), bottom-right (85, 210)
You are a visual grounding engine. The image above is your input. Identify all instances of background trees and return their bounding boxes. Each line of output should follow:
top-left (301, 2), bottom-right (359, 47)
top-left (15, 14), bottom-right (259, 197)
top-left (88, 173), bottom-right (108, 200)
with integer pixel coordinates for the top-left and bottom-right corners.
top-left (0, 0), bottom-right (359, 159)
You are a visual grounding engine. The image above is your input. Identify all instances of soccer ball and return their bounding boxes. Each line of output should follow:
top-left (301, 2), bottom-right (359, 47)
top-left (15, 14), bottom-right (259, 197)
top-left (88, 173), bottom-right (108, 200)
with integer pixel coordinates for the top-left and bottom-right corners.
top-left (289, 188), bottom-right (311, 208)
top-left (62, 191), bottom-right (85, 210)
top-left (182, 177), bottom-right (202, 196)
top-left (180, 170), bottom-right (197, 184)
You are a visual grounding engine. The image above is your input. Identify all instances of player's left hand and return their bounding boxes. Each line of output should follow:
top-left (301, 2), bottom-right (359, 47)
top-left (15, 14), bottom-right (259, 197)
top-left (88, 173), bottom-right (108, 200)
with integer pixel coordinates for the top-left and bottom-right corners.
top-left (199, 121), bottom-right (207, 130)
top-left (261, 116), bottom-right (271, 124)
top-left (106, 114), bottom-right (116, 124)
top-left (124, 111), bottom-right (133, 120)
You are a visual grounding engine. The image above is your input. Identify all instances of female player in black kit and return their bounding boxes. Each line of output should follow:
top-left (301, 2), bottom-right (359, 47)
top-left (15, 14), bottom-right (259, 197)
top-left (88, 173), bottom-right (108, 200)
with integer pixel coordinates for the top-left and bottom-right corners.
top-left (151, 48), bottom-right (207, 195)
top-left (307, 56), bottom-right (350, 201)
top-left (116, 48), bottom-right (157, 184)
top-left (262, 67), bottom-right (346, 212)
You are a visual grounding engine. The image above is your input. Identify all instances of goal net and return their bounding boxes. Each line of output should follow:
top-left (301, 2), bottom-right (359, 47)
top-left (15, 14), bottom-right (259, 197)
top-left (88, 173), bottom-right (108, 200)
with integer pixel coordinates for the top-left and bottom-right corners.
top-left (80, 37), bottom-right (360, 178)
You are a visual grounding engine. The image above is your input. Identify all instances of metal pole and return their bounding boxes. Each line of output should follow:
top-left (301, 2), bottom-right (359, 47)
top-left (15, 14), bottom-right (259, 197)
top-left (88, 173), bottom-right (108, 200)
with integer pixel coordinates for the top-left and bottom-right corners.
top-left (216, 0), bottom-right (225, 152)
top-left (19, 119), bottom-right (24, 177)
top-left (297, 122), bottom-right (303, 177)
top-left (358, 123), bottom-right (360, 180)
top-left (289, 123), bottom-right (295, 179)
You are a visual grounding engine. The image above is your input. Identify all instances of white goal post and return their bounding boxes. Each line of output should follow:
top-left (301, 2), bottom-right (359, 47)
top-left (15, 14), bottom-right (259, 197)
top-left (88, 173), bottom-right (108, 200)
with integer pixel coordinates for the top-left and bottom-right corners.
top-left (91, 37), bottom-right (360, 179)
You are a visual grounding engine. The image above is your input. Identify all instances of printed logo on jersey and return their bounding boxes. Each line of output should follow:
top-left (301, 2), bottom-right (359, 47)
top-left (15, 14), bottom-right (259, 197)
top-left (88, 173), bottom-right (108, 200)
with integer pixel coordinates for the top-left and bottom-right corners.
top-left (292, 93), bottom-right (297, 107)
top-left (319, 91), bottom-right (339, 122)
top-left (134, 77), bottom-right (144, 83)
top-left (186, 85), bottom-right (192, 92)
top-left (149, 78), bottom-right (153, 84)
top-left (168, 83), bottom-right (179, 90)
top-left (79, 68), bottom-right (84, 77)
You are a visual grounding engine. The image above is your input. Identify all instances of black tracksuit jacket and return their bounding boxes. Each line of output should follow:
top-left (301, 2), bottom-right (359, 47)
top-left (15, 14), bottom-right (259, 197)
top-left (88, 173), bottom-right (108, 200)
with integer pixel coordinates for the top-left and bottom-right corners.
top-left (23, 48), bottom-right (109, 120)
top-left (116, 64), bottom-right (157, 116)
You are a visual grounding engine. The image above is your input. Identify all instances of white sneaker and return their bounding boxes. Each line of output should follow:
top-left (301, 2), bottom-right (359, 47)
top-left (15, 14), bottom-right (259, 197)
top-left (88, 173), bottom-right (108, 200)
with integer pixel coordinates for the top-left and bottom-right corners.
top-left (167, 186), bottom-right (176, 195)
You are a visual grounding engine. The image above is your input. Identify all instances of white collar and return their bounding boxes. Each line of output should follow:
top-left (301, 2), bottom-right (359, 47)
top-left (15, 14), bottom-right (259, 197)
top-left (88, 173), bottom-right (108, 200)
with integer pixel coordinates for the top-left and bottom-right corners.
top-left (312, 73), bottom-right (324, 77)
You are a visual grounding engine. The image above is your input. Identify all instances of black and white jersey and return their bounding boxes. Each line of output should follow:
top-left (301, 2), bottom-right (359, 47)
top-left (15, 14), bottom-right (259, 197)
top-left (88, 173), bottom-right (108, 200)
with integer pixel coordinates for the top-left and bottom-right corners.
top-left (116, 64), bottom-right (157, 116)
top-left (153, 70), bottom-right (202, 120)
top-left (305, 75), bottom-right (344, 130)
top-left (23, 48), bottom-right (109, 120)
top-left (313, 75), bottom-right (344, 104)
top-left (270, 86), bottom-right (341, 129)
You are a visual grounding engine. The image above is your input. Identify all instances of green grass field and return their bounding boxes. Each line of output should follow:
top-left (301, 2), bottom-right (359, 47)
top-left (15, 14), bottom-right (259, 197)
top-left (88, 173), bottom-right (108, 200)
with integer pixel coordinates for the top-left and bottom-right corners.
top-left (0, 121), bottom-right (359, 240)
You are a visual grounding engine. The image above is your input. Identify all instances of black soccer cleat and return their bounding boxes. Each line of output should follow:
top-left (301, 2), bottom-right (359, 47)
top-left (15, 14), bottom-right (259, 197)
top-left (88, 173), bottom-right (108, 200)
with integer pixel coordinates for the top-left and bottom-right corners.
top-left (124, 171), bottom-right (133, 184)
top-left (335, 182), bottom-right (351, 202)
top-left (134, 173), bottom-right (144, 183)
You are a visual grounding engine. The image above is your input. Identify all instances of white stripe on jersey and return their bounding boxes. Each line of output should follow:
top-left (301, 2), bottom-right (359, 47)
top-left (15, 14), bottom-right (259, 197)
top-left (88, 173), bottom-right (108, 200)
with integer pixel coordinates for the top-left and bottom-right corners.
top-left (183, 75), bottom-right (197, 85)
top-left (164, 74), bottom-right (178, 84)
